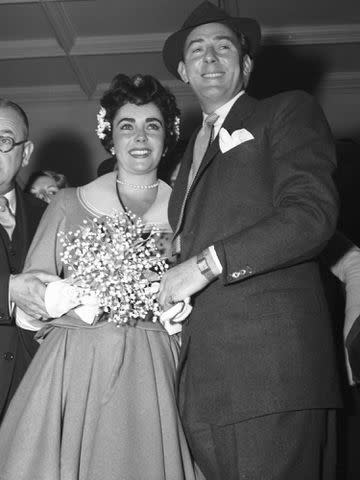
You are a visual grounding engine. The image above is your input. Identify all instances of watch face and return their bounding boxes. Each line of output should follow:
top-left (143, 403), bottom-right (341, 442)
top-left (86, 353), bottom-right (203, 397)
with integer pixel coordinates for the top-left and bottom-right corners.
top-left (197, 254), bottom-right (214, 281)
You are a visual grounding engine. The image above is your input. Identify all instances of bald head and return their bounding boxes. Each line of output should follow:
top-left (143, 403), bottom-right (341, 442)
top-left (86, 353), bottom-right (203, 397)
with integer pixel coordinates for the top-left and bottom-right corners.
top-left (0, 99), bottom-right (29, 139)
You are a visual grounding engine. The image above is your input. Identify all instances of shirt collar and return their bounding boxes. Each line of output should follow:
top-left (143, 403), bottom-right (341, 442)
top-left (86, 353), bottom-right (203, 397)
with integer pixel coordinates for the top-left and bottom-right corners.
top-left (3, 189), bottom-right (16, 215)
top-left (202, 90), bottom-right (245, 135)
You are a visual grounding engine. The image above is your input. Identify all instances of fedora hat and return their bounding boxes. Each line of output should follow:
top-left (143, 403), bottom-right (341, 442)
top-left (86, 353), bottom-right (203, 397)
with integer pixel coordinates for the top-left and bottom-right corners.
top-left (163, 1), bottom-right (261, 79)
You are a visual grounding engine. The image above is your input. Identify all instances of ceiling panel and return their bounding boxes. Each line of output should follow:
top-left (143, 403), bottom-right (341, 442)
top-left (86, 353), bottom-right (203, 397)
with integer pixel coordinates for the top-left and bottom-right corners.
top-left (61, 0), bottom-right (360, 36)
top-left (64, 0), bottom-right (200, 36)
top-left (0, 0), bottom-right (358, 101)
top-left (232, 0), bottom-right (360, 26)
top-left (1, 3), bottom-right (53, 40)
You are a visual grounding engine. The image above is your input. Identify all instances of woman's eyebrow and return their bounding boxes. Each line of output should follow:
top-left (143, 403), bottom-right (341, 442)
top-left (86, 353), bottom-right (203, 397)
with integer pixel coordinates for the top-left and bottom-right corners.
top-left (115, 117), bottom-right (135, 126)
top-left (146, 117), bottom-right (163, 125)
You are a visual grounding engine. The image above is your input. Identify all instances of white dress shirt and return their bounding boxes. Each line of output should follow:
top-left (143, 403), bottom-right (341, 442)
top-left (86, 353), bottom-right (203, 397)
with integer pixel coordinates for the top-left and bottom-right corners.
top-left (3, 188), bottom-right (16, 216)
top-left (203, 90), bottom-right (245, 276)
top-left (2, 188), bottom-right (16, 313)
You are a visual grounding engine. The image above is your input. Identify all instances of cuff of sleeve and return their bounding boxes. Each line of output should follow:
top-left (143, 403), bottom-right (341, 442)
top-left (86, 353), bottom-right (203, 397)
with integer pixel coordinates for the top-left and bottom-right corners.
top-left (208, 245), bottom-right (223, 275)
top-left (331, 245), bottom-right (360, 282)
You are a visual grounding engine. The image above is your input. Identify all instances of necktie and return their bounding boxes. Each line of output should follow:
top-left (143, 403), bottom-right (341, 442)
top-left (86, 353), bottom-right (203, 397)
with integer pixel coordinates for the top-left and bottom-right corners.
top-left (0, 196), bottom-right (15, 239)
top-left (188, 112), bottom-right (219, 186)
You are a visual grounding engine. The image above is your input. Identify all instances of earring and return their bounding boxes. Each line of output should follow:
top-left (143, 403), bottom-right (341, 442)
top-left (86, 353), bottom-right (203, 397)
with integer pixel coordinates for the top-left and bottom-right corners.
top-left (110, 147), bottom-right (115, 156)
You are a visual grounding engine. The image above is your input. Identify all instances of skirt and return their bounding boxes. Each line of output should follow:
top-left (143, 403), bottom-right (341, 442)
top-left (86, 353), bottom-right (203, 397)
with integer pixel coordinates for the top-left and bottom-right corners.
top-left (0, 319), bottom-right (202, 480)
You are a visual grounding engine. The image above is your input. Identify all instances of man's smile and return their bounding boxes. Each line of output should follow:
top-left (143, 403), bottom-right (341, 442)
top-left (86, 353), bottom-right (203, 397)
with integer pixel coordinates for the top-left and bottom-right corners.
top-left (202, 72), bottom-right (224, 79)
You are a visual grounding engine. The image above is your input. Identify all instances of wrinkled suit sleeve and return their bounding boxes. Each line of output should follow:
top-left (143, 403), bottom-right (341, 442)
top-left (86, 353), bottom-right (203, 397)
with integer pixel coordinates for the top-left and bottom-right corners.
top-left (213, 92), bottom-right (338, 284)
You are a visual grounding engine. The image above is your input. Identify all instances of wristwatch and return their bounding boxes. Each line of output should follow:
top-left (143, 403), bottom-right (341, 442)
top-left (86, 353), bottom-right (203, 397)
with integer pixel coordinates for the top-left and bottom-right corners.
top-left (196, 251), bottom-right (215, 281)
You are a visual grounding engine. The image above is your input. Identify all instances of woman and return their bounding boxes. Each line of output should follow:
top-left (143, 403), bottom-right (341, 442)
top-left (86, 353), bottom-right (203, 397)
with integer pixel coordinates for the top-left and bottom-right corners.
top-left (25, 169), bottom-right (69, 203)
top-left (0, 74), bottom-right (201, 480)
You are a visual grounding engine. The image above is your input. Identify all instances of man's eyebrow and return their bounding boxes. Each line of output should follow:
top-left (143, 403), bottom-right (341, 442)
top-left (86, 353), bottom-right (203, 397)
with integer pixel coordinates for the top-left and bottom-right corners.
top-left (186, 38), bottom-right (205, 49)
top-left (186, 35), bottom-right (236, 50)
top-left (0, 129), bottom-right (15, 136)
top-left (214, 35), bottom-right (236, 42)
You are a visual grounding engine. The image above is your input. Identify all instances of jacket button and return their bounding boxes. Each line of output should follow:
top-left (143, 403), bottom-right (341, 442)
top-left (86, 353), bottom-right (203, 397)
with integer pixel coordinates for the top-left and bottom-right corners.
top-left (231, 272), bottom-right (241, 279)
top-left (2, 352), bottom-right (15, 361)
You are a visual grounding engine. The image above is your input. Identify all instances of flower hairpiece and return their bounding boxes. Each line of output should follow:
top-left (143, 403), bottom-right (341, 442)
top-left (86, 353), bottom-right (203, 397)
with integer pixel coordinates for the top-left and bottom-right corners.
top-left (172, 116), bottom-right (180, 141)
top-left (96, 106), bottom-right (111, 140)
top-left (133, 75), bottom-right (143, 87)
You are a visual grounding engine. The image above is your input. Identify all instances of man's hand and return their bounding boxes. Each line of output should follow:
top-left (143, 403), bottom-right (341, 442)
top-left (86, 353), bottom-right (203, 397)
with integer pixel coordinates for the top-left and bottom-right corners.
top-left (9, 271), bottom-right (61, 319)
top-left (158, 256), bottom-right (210, 311)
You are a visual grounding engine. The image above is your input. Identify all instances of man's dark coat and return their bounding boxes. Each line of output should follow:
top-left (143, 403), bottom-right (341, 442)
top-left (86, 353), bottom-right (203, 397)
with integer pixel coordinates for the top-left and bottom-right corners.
top-left (0, 184), bottom-right (45, 419)
top-left (169, 91), bottom-right (342, 425)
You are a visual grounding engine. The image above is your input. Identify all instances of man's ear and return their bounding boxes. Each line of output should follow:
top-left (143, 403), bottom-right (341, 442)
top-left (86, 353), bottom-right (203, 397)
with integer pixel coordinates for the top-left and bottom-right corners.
top-left (177, 61), bottom-right (189, 84)
top-left (242, 55), bottom-right (253, 89)
top-left (21, 140), bottom-right (34, 168)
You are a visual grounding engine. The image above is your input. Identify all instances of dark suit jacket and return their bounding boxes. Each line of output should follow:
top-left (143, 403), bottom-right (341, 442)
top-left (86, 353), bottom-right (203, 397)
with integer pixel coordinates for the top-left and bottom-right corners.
top-left (169, 91), bottom-right (342, 425)
top-left (0, 184), bottom-right (46, 419)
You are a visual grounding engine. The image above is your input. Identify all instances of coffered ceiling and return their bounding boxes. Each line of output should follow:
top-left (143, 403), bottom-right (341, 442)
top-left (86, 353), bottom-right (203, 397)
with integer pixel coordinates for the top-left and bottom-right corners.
top-left (1, 0), bottom-right (359, 103)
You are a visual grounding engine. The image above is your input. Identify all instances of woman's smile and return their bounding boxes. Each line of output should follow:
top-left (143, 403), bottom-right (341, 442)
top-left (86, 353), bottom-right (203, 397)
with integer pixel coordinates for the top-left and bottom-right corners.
top-left (128, 148), bottom-right (152, 158)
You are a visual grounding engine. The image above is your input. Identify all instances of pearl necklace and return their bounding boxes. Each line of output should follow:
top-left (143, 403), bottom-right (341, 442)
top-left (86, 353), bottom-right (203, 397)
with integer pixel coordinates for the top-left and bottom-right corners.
top-left (116, 177), bottom-right (159, 190)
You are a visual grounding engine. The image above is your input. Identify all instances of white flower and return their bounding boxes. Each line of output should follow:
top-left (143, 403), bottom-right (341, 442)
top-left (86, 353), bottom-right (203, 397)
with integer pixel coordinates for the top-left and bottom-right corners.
top-left (173, 116), bottom-right (180, 141)
top-left (96, 106), bottom-right (111, 140)
top-left (58, 211), bottom-right (168, 326)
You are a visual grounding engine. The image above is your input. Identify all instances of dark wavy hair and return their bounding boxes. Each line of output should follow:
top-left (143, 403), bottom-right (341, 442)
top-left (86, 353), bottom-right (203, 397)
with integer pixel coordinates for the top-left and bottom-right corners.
top-left (98, 74), bottom-right (180, 155)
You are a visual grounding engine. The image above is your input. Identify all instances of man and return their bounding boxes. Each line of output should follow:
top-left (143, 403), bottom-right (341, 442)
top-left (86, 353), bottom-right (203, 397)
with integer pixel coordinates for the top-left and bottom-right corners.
top-left (159, 2), bottom-right (341, 478)
top-left (0, 99), bottom-right (57, 421)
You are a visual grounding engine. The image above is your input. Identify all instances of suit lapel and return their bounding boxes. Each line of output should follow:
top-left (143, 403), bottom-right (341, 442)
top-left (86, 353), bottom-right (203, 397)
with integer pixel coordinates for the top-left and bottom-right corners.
top-left (169, 132), bottom-right (198, 234)
top-left (12, 186), bottom-right (29, 271)
top-left (0, 186), bottom-right (29, 275)
top-left (220, 93), bottom-right (257, 136)
top-left (171, 94), bottom-right (258, 239)
top-left (0, 225), bottom-right (9, 254)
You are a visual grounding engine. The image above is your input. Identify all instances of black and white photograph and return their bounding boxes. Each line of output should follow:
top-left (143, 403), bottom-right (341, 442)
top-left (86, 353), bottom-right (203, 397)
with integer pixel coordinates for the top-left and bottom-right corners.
top-left (0, 1), bottom-right (359, 478)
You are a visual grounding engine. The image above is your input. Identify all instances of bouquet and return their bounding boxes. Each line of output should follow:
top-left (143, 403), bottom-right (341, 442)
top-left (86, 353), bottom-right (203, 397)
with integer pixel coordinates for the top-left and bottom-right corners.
top-left (58, 210), bottom-right (168, 326)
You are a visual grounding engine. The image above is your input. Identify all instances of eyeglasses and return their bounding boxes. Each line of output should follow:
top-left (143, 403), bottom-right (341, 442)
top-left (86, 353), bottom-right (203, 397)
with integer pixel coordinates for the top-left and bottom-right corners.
top-left (0, 136), bottom-right (27, 153)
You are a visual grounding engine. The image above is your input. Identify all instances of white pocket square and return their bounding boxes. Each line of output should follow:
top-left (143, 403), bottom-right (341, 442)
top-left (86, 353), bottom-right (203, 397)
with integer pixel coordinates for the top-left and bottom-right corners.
top-left (219, 127), bottom-right (254, 153)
